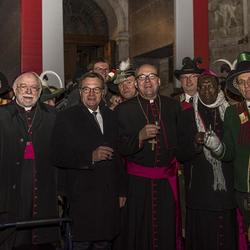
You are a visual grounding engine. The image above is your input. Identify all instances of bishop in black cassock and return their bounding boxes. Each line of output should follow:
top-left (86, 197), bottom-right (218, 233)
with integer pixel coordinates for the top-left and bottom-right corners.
top-left (0, 72), bottom-right (59, 250)
top-left (116, 64), bottom-right (182, 250)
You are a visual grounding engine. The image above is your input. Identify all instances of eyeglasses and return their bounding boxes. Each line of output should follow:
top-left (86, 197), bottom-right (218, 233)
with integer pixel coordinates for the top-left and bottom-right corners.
top-left (17, 84), bottom-right (41, 93)
top-left (94, 67), bottom-right (109, 73)
top-left (80, 87), bottom-right (103, 94)
top-left (237, 78), bottom-right (250, 86)
top-left (179, 74), bottom-right (199, 81)
top-left (136, 73), bottom-right (159, 82)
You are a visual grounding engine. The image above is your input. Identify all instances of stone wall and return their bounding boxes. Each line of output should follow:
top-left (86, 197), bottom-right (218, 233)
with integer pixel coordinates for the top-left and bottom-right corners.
top-left (209, 0), bottom-right (250, 72)
top-left (129, 0), bottom-right (174, 57)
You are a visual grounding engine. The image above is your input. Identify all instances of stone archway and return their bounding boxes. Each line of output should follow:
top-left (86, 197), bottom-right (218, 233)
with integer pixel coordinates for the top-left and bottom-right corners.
top-left (93, 0), bottom-right (129, 61)
top-left (63, 0), bottom-right (129, 81)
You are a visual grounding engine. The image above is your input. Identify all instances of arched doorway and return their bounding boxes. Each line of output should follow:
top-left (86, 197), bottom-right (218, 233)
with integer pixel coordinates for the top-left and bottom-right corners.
top-left (63, 0), bottom-right (129, 83)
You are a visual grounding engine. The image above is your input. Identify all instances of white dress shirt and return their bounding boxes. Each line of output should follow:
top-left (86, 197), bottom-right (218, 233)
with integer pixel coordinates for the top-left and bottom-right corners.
top-left (88, 107), bottom-right (104, 134)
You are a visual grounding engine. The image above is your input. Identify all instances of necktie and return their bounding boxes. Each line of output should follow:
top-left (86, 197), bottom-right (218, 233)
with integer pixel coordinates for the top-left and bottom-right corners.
top-left (92, 111), bottom-right (102, 132)
top-left (189, 97), bottom-right (193, 103)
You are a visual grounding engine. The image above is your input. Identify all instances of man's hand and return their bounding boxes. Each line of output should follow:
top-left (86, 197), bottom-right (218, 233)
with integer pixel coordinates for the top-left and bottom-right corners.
top-left (119, 196), bottom-right (127, 208)
top-left (92, 146), bottom-right (114, 162)
top-left (204, 130), bottom-right (223, 156)
top-left (109, 95), bottom-right (122, 110)
top-left (195, 132), bottom-right (205, 144)
top-left (139, 124), bottom-right (160, 141)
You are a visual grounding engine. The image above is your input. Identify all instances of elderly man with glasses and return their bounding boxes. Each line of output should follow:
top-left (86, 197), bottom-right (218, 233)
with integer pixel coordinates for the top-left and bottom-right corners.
top-left (0, 72), bottom-right (59, 250)
top-left (116, 64), bottom-right (182, 250)
top-left (52, 72), bottom-right (126, 250)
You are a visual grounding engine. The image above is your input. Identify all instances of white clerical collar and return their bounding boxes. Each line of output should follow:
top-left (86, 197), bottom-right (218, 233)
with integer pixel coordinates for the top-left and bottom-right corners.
top-left (16, 99), bottom-right (33, 111)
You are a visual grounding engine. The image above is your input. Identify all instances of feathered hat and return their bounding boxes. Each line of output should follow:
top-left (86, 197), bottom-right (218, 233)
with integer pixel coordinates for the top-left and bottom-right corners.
top-left (113, 58), bottom-right (135, 85)
top-left (174, 57), bottom-right (204, 80)
top-left (213, 57), bottom-right (244, 101)
top-left (107, 58), bottom-right (135, 94)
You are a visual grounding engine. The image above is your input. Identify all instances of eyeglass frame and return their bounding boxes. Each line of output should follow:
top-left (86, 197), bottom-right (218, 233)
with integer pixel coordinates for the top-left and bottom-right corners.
top-left (79, 86), bottom-right (104, 94)
top-left (136, 73), bottom-right (159, 82)
top-left (235, 77), bottom-right (250, 87)
top-left (16, 83), bottom-right (41, 93)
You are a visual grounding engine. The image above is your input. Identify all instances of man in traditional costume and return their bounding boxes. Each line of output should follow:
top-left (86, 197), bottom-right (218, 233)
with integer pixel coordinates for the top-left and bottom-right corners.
top-left (107, 59), bottom-right (137, 109)
top-left (177, 70), bottom-right (236, 250)
top-left (205, 52), bottom-right (250, 247)
top-left (0, 72), bottom-right (59, 250)
top-left (116, 64), bottom-right (182, 250)
top-left (174, 57), bottom-right (204, 107)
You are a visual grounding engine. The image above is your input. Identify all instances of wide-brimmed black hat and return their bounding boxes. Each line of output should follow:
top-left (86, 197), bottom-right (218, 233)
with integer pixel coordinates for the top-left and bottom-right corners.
top-left (174, 57), bottom-right (204, 80)
top-left (40, 86), bottom-right (65, 102)
top-left (226, 52), bottom-right (250, 96)
top-left (0, 72), bottom-right (11, 96)
top-left (107, 81), bottom-right (119, 95)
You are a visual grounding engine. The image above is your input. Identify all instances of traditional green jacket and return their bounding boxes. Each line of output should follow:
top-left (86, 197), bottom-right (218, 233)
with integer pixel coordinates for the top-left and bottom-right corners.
top-left (221, 101), bottom-right (250, 192)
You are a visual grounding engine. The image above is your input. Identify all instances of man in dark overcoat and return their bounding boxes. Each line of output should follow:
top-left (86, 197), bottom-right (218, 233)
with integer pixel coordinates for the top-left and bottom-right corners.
top-left (0, 72), bottom-right (59, 250)
top-left (52, 72), bottom-right (126, 250)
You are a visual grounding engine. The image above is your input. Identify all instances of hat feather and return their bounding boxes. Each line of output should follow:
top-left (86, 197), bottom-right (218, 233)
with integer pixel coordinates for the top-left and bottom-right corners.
top-left (213, 59), bottom-right (237, 70)
top-left (119, 58), bottom-right (130, 71)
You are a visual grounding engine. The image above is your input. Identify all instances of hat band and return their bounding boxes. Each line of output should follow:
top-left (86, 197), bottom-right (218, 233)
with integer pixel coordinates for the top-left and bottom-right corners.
top-left (238, 53), bottom-right (250, 63)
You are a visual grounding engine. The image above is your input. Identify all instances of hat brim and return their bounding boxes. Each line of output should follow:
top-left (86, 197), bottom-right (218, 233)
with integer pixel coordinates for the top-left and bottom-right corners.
top-left (174, 68), bottom-right (204, 80)
top-left (107, 81), bottom-right (119, 95)
top-left (40, 88), bottom-right (65, 102)
top-left (226, 69), bottom-right (250, 96)
top-left (0, 86), bottom-right (11, 96)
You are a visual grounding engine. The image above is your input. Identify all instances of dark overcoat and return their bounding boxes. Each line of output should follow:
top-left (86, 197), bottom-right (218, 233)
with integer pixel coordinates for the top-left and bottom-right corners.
top-left (51, 103), bottom-right (126, 242)
top-left (0, 101), bottom-right (59, 247)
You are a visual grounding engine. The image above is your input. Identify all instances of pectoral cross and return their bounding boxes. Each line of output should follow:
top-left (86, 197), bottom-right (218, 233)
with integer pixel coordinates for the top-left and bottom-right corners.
top-left (148, 121), bottom-right (159, 151)
top-left (149, 138), bottom-right (157, 151)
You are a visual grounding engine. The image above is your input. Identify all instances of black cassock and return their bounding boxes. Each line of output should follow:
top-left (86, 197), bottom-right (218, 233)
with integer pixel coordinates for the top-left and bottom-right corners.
top-left (0, 102), bottom-right (59, 250)
top-left (177, 101), bottom-right (237, 250)
top-left (116, 95), bottom-right (181, 250)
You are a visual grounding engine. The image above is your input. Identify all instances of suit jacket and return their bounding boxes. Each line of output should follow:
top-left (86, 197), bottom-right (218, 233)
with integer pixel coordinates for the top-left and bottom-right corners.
top-left (221, 102), bottom-right (250, 192)
top-left (52, 103), bottom-right (126, 241)
top-left (0, 101), bottom-right (59, 246)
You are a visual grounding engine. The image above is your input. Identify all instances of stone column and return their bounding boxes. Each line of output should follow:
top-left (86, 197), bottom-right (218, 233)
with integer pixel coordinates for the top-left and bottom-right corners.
top-left (42, 0), bottom-right (64, 86)
top-left (116, 31), bottom-right (129, 61)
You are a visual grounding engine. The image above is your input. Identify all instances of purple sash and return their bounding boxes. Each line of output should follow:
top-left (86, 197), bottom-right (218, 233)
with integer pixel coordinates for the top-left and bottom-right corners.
top-left (127, 159), bottom-right (183, 250)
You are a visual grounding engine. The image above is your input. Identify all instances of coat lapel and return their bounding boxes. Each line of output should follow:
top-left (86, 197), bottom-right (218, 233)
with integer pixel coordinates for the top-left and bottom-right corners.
top-left (79, 104), bottom-right (103, 134)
